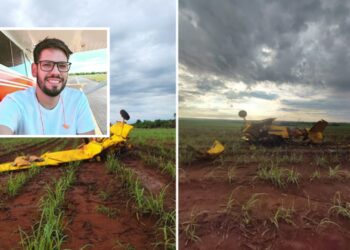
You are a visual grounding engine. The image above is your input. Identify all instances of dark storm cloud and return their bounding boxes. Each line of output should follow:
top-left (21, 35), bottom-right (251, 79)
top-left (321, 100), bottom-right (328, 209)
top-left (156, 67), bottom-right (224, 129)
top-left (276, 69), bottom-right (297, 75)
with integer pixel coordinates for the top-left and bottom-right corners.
top-left (196, 78), bottom-right (226, 91)
top-left (180, 0), bottom-right (350, 91)
top-left (0, 0), bottom-right (175, 122)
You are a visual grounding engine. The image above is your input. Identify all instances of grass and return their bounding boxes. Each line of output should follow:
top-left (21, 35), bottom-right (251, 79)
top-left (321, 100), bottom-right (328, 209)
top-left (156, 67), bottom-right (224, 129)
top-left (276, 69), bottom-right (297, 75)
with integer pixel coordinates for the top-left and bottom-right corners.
top-left (106, 153), bottom-right (120, 173)
top-left (310, 169), bottom-right (321, 181)
top-left (285, 169), bottom-right (300, 186)
top-left (316, 218), bottom-right (341, 232)
top-left (98, 190), bottom-right (111, 201)
top-left (182, 210), bottom-right (201, 246)
top-left (270, 205), bottom-right (295, 229)
top-left (257, 163), bottom-right (286, 188)
top-left (155, 210), bottom-right (176, 250)
top-left (105, 154), bottom-right (175, 249)
top-left (20, 162), bottom-right (79, 249)
top-left (241, 193), bottom-right (264, 225)
top-left (139, 152), bottom-right (176, 179)
top-left (96, 205), bottom-right (119, 218)
top-left (128, 127), bottom-right (175, 180)
top-left (179, 118), bottom-right (350, 246)
top-left (329, 192), bottom-right (350, 219)
top-left (70, 73), bottom-right (107, 83)
top-left (257, 162), bottom-right (301, 188)
top-left (314, 153), bottom-right (328, 167)
top-left (225, 191), bottom-right (236, 214)
top-left (225, 192), bottom-right (264, 225)
top-left (329, 165), bottom-right (341, 179)
top-left (130, 128), bottom-right (175, 144)
top-left (7, 166), bottom-right (41, 197)
top-left (179, 147), bottom-right (196, 166)
top-left (115, 240), bottom-right (136, 250)
top-left (227, 166), bottom-right (236, 183)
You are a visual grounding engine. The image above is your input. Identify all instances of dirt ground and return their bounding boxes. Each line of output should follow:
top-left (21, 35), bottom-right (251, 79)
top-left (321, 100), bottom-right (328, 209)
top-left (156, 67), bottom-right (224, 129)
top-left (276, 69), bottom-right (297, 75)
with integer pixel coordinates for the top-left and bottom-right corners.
top-left (0, 138), bottom-right (173, 249)
top-left (179, 144), bottom-right (350, 250)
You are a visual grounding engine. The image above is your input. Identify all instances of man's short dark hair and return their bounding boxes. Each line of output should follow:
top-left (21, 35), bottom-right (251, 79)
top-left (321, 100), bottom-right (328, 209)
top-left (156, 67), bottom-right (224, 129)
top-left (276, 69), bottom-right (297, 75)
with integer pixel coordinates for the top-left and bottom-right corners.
top-left (33, 38), bottom-right (73, 63)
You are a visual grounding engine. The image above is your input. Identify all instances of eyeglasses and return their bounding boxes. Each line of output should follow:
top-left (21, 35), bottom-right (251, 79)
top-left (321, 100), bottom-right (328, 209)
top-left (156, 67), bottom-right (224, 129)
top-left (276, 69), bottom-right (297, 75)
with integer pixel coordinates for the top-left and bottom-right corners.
top-left (37, 61), bottom-right (72, 72)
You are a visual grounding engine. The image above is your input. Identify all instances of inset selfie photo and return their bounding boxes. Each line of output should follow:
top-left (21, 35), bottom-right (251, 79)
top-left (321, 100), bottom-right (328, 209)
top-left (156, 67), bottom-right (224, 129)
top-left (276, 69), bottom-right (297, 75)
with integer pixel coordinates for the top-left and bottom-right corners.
top-left (0, 28), bottom-right (109, 136)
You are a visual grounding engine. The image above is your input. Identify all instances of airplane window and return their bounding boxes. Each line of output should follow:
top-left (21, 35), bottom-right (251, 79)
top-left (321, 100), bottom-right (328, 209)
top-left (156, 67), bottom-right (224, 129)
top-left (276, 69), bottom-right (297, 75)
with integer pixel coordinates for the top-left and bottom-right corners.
top-left (0, 32), bottom-right (27, 76)
top-left (10, 41), bottom-right (27, 76)
top-left (0, 32), bottom-right (12, 67)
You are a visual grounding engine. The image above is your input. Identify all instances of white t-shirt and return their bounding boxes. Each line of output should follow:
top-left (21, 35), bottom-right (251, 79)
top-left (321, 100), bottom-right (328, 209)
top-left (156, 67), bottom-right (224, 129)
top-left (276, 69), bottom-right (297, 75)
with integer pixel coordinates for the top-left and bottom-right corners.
top-left (0, 87), bottom-right (95, 135)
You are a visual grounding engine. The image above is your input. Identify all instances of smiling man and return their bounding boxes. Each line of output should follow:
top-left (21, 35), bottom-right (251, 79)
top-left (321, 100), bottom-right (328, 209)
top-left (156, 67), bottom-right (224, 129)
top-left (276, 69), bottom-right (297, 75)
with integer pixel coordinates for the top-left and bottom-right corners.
top-left (0, 38), bottom-right (95, 135)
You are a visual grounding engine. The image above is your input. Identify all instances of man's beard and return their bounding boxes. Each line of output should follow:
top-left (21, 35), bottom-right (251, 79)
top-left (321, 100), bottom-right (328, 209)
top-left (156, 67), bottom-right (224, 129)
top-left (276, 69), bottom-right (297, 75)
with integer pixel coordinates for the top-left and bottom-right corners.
top-left (37, 75), bottom-right (67, 97)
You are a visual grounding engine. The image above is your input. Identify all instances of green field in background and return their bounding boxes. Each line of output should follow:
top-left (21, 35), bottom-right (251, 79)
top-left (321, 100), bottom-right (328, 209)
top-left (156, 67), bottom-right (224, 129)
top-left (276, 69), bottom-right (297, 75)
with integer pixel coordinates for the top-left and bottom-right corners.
top-left (179, 118), bottom-right (350, 147)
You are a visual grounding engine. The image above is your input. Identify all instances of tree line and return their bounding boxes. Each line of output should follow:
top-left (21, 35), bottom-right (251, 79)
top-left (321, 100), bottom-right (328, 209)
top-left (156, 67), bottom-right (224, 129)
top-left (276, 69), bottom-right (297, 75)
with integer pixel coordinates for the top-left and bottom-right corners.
top-left (132, 119), bottom-right (175, 128)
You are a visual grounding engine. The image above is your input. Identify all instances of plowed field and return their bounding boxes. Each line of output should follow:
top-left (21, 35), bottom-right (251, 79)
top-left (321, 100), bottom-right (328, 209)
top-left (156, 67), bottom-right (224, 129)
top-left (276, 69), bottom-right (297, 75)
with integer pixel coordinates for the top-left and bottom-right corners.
top-left (179, 119), bottom-right (350, 250)
top-left (0, 128), bottom-right (175, 250)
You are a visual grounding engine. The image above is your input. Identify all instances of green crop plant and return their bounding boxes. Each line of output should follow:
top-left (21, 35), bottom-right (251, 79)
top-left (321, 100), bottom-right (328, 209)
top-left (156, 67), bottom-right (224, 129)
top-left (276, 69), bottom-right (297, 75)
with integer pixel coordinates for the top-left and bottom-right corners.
top-left (240, 193), bottom-right (264, 225)
top-left (20, 162), bottom-right (78, 249)
top-left (182, 210), bottom-right (201, 246)
top-left (257, 165), bottom-right (285, 188)
top-left (314, 153), bottom-right (327, 167)
top-left (310, 169), bottom-right (321, 181)
top-left (140, 152), bottom-right (175, 179)
top-left (7, 166), bottom-right (41, 197)
top-left (98, 190), bottom-right (111, 201)
top-left (104, 157), bottom-right (174, 248)
top-left (288, 152), bottom-right (304, 164)
top-left (105, 153), bottom-right (119, 173)
top-left (7, 172), bottom-right (27, 197)
top-left (115, 240), bottom-right (136, 250)
top-left (162, 161), bottom-right (176, 180)
top-left (227, 166), bottom-right (236, 184)
top-left (257, 162), bottom-right (301, 188)
top-left (131, 179), bottom-right (145, 212)
top-left (270, 205), bottom-right (295, 229)
top-left (285, 169), bottom-right (300, 186)
top-left (154, 210), bottom-right (176, 250)
top-left (142, 186), bottom-right (167, 216)
top-left (53, 139), bottom-right (68, 151)
top-left (257, 159), bottom-right (276, 170)
top-left (179, 146), bottom-right (196, 166)
top-left (316, 218), bottom-right (340, 232)
top-left (328, 191), bottom-right (350, 219)
top-left (328, 165), bottom-right (341, 179)
top-left (225, 190), bottom-right (239, 215)
top-left (123, 169), bottom-right (135, 190)
top-left (96, 205), bottom-right (119, 219)
top-left (140, 152), bottom-right (159, 168)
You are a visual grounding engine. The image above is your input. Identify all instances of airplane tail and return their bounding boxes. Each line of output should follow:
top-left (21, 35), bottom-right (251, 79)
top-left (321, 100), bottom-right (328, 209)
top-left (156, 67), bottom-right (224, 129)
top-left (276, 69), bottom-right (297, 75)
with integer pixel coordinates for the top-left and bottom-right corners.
top-left (307, 120), bottom-right (328, 144)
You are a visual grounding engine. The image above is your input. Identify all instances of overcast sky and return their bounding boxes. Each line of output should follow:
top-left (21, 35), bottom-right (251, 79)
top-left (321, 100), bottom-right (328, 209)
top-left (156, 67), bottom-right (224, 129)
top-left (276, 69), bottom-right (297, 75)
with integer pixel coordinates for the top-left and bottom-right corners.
top-left (179, 0), bottom-right (350, 122)
top-left (1, 0), bottom-right (175, 123)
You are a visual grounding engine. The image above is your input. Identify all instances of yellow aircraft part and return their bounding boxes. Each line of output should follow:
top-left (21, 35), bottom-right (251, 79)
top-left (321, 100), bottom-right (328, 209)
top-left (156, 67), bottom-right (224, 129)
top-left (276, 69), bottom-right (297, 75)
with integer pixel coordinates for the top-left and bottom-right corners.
top-left (268, 125), bottom-right (289, 139)
top-left (0, 122), bottom-right (133, 173)
top-left (305, 120), bottom-right (327, 143)
top-left (308, 131), bottom-right (324, 144)
top-left (110, 122), bottom-right (133, 138)
top-left (207, 140), bottom-right (225, 155)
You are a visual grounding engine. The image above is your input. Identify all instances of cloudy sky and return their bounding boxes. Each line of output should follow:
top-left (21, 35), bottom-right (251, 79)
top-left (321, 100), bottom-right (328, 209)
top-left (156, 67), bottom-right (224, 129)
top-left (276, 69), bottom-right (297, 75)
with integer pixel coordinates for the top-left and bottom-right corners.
top-left (179, 0), bottom-right (350, 122)
top-left (1, 0), bottom-right (175, 123)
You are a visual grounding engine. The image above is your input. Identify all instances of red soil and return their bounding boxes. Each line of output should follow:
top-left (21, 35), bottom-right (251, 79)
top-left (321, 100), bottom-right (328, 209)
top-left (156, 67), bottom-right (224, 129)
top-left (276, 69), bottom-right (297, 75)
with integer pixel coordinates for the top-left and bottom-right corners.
top-left (122, 157), bottom-right (175, 210)
top-left (179, 146), bottom-right (350, 249)
top-left (62, 161), bottom-right (158, 249)
top-left (0, 167), bottom-right (64, 250)
top-left (0, 140), bottom-right (172, 250)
